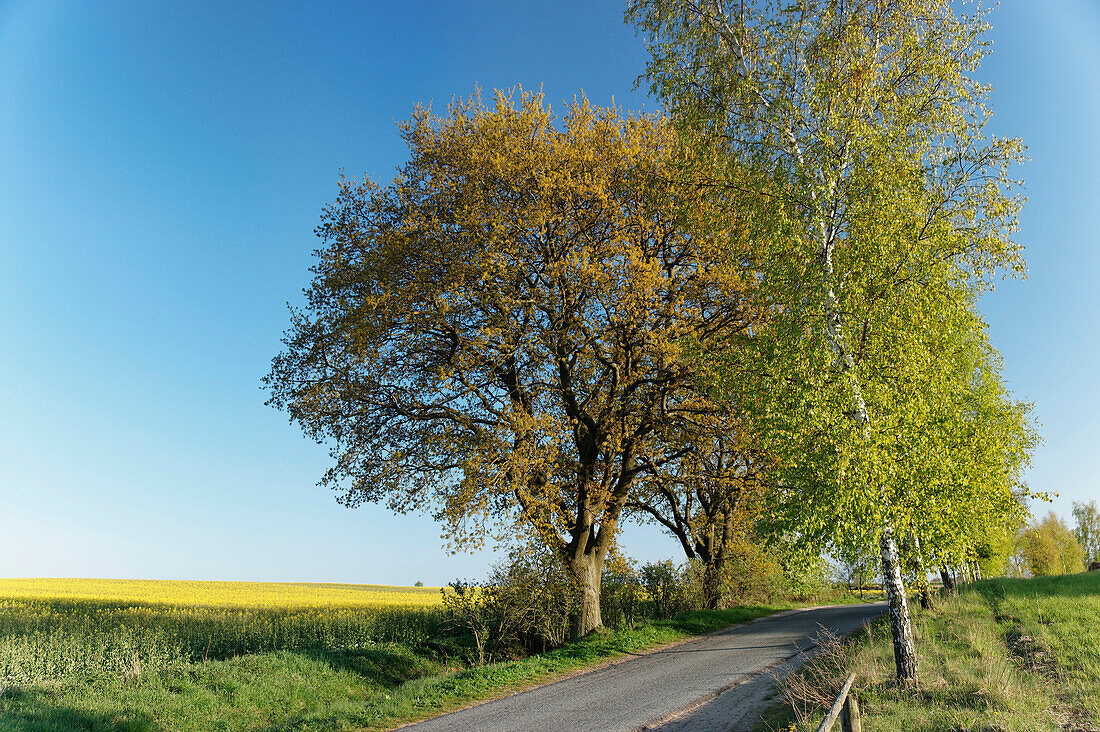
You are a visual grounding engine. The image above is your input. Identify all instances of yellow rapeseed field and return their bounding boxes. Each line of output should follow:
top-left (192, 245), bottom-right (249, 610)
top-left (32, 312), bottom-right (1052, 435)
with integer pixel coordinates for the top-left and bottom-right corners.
top-left (0, 577), bottom-right (442, 608)
top-left (0, 578), bottom-right (449, 685)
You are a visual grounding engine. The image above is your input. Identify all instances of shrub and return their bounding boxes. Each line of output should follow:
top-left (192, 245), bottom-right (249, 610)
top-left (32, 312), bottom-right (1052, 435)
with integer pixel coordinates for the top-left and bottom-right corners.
top-left (442, 544), bottom-right (573, 663)
top-left (601, 553), bottom-right (644, 629)
top-left (487, 545), bottom-right (573, 653)
top-left (640, 560), bottom-right (705, 618)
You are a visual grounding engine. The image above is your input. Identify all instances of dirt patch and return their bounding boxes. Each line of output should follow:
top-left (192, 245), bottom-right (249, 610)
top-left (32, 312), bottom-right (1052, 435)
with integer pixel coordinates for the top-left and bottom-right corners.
top-left (1004, 627), bottom-right (1098, 732)
top-left (1005, 628), bottom-right (1059, 679)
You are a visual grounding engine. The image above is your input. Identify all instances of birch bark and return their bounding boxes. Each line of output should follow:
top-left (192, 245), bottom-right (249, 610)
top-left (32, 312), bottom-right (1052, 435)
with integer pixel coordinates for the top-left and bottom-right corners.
top-left (880, 526), bottom-right (919, 682)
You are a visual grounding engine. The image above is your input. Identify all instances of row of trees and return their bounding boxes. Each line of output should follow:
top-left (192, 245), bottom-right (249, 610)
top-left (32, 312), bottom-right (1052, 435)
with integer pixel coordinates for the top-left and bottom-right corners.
top-left (629, 0), bottom-right (1036, 684)
top-left (266, 0), bottom-right (1038, 687)
top-left (845, 505), bottom-right (1096, 587)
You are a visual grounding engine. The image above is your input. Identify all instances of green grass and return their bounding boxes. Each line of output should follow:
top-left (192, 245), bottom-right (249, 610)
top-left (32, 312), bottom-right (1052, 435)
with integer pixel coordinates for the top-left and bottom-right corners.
top-left (759, 572), bottom-right (1100, 732)
top-left (0, 603), bottom-right (790, 731)
top-left (977, 573), bottom-right (1100, 726)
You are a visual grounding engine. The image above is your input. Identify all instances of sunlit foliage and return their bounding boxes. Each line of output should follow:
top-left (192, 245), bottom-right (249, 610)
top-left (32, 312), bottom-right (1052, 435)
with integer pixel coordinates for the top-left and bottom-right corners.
top-left (628, 0), bottom-right (1036, 683)
top-left (265, 89), bottom-right (759, 637)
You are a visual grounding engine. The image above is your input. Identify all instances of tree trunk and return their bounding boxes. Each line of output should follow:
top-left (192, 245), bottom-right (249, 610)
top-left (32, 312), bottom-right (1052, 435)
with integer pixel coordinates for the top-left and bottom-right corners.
top-left (879, 525), bottom-right (918, 685)
top-left (919, 583), bottom-right (934, 610)
top-left (940, 566), bottom-right (955, 591)
top-left (702, 504), bottom-right (734, 610)
top-left (703, 559), bottom-right (723, 609)
top-left (568, 552), bottom-right (604, 641)
top-left (910, 534), bottom-right (934, 611)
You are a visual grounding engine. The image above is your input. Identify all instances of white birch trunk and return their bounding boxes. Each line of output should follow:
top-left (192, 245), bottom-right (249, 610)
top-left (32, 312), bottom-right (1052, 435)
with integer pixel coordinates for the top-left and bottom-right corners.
top-left (880, 525), bottom-right (919, 684)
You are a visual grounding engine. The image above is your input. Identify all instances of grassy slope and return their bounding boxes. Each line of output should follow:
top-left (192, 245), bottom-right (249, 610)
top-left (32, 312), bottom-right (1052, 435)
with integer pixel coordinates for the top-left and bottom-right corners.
top-left (979, 573), bottom-right (1100, 727)
top-left (759, 572), bottom-right (1100, 732)
top-left (0, 606), bottom-right (786, 732)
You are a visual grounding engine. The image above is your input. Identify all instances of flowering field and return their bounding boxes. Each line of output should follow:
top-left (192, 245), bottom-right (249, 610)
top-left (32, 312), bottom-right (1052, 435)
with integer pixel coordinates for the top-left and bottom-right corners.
top-left (0, 577), bottom-right (442, 608)
top-left (0, 578), bottom-right (448, 685)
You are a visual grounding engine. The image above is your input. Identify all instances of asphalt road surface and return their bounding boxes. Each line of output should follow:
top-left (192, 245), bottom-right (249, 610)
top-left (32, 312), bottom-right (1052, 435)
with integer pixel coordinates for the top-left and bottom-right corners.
top-left (402, 602), bottom-right (886, 732)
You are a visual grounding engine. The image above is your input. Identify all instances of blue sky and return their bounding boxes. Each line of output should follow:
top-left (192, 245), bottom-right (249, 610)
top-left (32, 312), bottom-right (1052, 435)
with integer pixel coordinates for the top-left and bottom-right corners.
top-left (1, 1), bottom-right (1096, 584)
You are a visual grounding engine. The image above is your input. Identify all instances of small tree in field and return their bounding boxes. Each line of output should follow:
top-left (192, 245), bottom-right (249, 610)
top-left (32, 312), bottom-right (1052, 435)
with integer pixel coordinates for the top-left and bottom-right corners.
top-left (265, 90), bottom-right (758, 639)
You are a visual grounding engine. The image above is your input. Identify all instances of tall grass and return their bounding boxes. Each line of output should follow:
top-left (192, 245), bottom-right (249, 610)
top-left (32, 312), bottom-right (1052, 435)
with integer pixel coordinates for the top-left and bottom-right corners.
top-left (977, 573), bottom-right (1100, 725)
top-left (764, 572), bottom-right (1100, 731)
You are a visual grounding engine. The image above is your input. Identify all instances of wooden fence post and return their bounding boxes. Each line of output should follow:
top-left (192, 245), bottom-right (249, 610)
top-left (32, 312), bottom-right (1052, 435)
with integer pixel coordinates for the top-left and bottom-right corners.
top-left (815, 673), bottom-right (857, 732)
top-left (841, 690), bottom-right (861, 732)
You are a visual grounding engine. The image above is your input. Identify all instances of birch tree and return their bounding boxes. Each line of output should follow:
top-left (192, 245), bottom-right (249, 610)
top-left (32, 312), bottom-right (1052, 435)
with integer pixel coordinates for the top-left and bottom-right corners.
top-left (264, 90), bottom-right (758, 639)
top-left (629, 0), bottom-right (1027, 684)
top-left (906, 329), bottom-right (1036, 579)
top-left (889, 321), bottom-right (1036, 604)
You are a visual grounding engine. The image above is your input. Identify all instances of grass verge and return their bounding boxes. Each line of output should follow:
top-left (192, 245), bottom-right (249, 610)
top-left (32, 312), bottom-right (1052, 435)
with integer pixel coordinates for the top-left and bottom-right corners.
top-left (758, 572), bottom-right (1100, 732)
top-left (0, 605), bottom-right (788, 731)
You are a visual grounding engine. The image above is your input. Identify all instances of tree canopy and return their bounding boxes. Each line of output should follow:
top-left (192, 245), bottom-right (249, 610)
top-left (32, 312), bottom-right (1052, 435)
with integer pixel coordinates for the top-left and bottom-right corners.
top-left (265, 89), bottom-right (759, 638)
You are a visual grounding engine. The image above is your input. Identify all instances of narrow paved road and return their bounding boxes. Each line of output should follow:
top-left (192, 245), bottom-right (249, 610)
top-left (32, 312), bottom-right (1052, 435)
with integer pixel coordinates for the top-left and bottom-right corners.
top-left (402, 602), bottom-right (886, 732)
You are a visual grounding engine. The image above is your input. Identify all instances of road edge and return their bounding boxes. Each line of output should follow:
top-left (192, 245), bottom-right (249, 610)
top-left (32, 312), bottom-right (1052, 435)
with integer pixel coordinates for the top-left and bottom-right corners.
top-left (389, 601), bottom-right (884, 731)
top-left (638, 603), bottom-right (887, 731)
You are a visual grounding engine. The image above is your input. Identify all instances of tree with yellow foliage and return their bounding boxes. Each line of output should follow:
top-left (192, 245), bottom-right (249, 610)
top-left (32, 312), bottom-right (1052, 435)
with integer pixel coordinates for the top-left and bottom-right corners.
top-left (265, 89), bottom-right (758, 639)
top-left (1020, 513), bottom-right (1085, 577)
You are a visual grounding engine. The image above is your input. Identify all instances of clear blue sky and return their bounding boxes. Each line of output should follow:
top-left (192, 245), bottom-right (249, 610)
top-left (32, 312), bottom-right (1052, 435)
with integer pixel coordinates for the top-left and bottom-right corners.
top-left (1, 1), bottom-right (1096, 584)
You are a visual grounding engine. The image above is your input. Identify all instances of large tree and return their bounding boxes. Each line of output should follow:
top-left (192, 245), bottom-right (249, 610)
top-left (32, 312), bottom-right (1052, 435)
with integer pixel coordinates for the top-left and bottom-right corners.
top-left (265, 90), bottom-right (758, 639)
top-left (629, 0), bottom-right (1028, 683)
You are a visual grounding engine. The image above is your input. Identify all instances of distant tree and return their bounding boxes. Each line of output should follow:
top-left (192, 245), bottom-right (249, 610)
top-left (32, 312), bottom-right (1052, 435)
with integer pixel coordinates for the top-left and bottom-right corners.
top-left (1072, 500), bottom-right (1100, 565)
top-left (414, 581), bottom-right (425, 587)
top-left (1020, 513), bottom-right (1085, 576)
top-left (836, 544), bottom-right (878, 601)
top-left (265, 90), bottom-right (758, 640)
